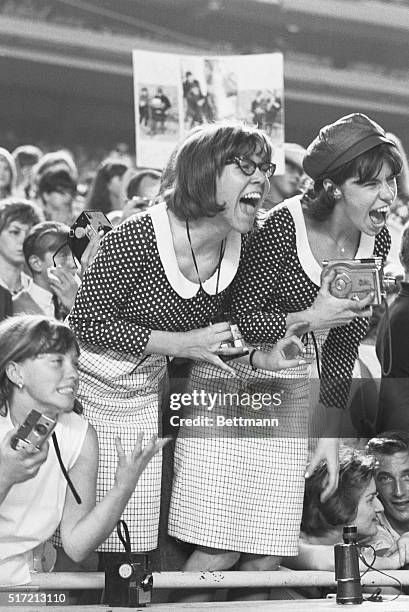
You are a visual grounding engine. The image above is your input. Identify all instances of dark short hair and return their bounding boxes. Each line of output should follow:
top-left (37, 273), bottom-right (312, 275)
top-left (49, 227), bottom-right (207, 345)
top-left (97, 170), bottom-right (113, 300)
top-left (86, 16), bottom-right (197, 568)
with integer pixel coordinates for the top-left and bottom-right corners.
top-left (302, 446), bottom-right (375, 537)
top-left (23, 221), bottom-right (70, 270)
top-left (367, 430), bottom-right (409, 456)
top-left (38, 168), bottom-right (77, 197)
top-left (0, 315), bottom-right (79, 413)
top-left (125, 169), bottom-right (161, 200)
top-left (302, 142), bottom-right (402, 221)
top-left (168, 122), bottom-right (273, 221)
top-left (0, 197), bottom-right (44, 234)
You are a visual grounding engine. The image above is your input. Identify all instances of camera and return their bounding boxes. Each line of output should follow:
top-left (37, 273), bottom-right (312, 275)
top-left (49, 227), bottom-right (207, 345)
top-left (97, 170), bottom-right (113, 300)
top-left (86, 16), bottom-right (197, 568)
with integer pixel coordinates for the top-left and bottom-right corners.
top-left (322, 257), bottom-right (396, 305)
top-left (104, 553), bottom-right (152, 607)
top-left (11, 410), bottom-right (57, 450)
top-left (210, 311), bottom-right (249, 362)
top-left (334, 525), bottom-right (363, 605)
top-left (68, 210), bottom-right (112, 262)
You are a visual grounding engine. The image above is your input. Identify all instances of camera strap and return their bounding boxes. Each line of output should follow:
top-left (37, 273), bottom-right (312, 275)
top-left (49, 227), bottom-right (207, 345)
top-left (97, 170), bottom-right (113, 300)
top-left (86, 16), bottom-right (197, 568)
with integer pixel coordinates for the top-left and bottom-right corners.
top-left (116, 520), bottom-right (133, 563)
top-left (302, 330), bottom-right (321, 378)
top-left (377, 298), bottom-right (393, 377)
top-left (52, 432), bottom-right (82, 504)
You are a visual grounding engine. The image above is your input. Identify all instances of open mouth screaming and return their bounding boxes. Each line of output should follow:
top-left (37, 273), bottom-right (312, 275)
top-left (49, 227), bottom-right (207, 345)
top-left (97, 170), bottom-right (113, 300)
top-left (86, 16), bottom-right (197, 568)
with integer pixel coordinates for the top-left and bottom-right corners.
top-left (369, 205), bottom-right (389, 227)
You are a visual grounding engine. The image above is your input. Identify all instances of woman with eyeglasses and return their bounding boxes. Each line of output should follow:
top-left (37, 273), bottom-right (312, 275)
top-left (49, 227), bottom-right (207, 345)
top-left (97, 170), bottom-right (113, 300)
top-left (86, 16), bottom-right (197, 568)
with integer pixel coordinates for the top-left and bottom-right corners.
top-left (68, 122), bottom-right (305, 561)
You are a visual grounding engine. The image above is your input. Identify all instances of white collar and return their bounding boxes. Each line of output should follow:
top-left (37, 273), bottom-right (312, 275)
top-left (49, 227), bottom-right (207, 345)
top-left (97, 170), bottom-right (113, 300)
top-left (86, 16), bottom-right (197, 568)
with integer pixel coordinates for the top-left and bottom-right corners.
top-left (29, 282), bottom-right (54, 308)
top-left (0, 271), bottom-right (32, 293)
top-left (284, 196), bottom-right (375, 286)
top-left (149, 202), bottom-right (241, 298)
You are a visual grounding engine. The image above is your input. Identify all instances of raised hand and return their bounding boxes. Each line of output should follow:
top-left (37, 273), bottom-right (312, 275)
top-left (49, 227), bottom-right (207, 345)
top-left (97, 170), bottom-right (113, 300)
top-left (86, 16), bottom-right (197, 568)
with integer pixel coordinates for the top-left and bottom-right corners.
top-left (114, 433), bottom-right (168, 495)
top-left (305, 437), bottom-right (340, 502)
top-left (48, 266), bottom-right (79, 312)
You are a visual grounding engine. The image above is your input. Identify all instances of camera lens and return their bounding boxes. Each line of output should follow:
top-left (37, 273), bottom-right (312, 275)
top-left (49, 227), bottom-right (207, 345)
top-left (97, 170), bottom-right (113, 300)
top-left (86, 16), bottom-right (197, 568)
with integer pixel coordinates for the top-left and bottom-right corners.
top-left (34, 423), bottom-right (48, 436)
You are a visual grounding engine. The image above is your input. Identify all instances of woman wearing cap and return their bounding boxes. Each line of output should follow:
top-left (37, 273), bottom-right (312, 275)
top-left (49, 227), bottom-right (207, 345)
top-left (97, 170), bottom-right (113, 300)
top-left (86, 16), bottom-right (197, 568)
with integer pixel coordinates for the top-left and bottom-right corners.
top-left (214, 113), bottom-right (402, 587)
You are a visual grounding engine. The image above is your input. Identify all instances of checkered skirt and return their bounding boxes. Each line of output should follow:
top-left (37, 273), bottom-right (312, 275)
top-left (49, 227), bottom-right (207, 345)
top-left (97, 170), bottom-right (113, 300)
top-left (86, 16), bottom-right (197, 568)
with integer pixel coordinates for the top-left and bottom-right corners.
top-left (76, 342), bottom-right (166, 552)
top-left (168, 359), bottom-right (310, 556)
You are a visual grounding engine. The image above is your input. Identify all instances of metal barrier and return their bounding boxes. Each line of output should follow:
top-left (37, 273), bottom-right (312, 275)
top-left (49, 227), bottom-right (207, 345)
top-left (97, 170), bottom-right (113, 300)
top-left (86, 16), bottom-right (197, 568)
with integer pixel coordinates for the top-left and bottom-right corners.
top-left (1, 570), bottom-right (408, 591)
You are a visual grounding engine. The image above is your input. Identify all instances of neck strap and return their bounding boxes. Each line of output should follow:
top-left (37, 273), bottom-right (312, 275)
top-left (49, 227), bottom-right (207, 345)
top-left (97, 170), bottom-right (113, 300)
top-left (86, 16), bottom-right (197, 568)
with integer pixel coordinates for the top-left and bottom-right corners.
top-left (52, 432), bottom-right (82, 505)
top-left (185, 219), bottom-right (225, 294)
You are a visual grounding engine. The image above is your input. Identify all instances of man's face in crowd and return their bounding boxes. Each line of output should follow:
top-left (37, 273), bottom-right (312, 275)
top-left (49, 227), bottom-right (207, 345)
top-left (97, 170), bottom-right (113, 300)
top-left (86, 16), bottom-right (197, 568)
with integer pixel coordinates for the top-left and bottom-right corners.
top-left (375, 451), bottom-right (409, 531)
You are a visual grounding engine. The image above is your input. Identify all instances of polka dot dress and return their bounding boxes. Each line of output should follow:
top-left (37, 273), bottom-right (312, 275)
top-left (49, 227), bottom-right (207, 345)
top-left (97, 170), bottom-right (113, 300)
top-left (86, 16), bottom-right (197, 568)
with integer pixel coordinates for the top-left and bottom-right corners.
top-left (168, 196), bottom-right (390, 556)
top-left (231, 195), bottom-right (390, 411)
top-left (68, 202), bottom-right (243, 552)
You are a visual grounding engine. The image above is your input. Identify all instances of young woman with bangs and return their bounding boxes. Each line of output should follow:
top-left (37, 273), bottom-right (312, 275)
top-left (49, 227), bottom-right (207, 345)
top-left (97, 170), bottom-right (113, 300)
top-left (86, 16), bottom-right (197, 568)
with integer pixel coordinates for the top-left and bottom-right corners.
top-left (0, 315), bottom-right (165, 586)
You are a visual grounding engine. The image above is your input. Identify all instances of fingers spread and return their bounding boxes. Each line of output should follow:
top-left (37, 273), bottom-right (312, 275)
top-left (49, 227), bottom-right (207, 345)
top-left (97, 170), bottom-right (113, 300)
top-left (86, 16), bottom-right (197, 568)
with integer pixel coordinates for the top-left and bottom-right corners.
top-left (114, 436), bottom-right (125, 458)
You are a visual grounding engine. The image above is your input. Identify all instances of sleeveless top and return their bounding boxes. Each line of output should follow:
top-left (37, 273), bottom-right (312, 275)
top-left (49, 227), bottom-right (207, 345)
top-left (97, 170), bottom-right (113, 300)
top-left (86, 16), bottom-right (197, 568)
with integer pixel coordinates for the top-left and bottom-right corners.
top-left (0, 410), bottom-right (88, 585)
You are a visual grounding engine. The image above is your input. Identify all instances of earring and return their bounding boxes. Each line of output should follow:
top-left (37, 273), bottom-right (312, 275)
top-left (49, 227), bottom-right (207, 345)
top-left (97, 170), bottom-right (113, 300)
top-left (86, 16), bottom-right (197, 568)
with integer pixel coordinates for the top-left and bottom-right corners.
top-left (334, 189), bottom-right (341, 199)
top-left (17, 382), bottom-right (24, 390)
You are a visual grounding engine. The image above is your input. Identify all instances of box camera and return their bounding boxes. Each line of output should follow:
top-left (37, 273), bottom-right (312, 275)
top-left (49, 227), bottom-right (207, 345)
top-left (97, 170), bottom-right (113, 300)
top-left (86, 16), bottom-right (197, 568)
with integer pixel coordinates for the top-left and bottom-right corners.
top-left (11, 410), bottom-right (57, 450)
top-left (68, 210), bottom-right (112, 263)
top-left (104, 553), bottom-right (151, 607)
top-left (211, 311), bottom-right (249, 362)
top-left (322, 257), bottom-right (396, 305)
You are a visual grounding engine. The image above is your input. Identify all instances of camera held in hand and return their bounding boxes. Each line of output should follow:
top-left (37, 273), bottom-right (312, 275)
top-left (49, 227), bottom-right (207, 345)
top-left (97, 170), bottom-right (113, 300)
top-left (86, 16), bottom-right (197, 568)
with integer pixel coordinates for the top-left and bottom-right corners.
top-left (322, 257), bottom-right (396, 305)
top-left (68, 211), bottom-right (112, 263)
top-left (210, 311), bottom-right (249, 362)
top-left (11, 410), bottom-right (57, 450)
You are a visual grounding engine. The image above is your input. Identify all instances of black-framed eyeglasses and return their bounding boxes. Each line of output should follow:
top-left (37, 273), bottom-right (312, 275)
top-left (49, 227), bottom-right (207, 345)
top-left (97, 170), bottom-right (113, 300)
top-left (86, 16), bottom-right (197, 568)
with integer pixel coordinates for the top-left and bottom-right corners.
top-left (52, 242), bottom-right (78, 269)
top-left (226, 156), bottom-right (276, 179)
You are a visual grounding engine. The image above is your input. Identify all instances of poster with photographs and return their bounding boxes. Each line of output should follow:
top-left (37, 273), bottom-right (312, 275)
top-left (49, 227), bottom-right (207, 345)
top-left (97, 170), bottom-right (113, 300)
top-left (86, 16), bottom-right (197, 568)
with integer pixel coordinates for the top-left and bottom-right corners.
top-left (133, 51), bottom-right (182, 169)
top-left (133, 50), bottom-right (284, 172)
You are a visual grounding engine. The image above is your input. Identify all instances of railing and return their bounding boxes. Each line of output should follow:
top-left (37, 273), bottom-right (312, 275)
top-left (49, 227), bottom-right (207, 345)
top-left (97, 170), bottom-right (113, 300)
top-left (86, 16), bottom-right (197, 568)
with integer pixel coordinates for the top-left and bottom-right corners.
top-left (1, 570), bottom-right (409, 591)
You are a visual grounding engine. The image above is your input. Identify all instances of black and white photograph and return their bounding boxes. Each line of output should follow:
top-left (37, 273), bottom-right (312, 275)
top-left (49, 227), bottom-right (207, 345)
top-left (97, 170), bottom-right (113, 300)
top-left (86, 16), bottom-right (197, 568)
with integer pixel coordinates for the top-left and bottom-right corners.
top-left (0, 1), bottom-right (409, 611)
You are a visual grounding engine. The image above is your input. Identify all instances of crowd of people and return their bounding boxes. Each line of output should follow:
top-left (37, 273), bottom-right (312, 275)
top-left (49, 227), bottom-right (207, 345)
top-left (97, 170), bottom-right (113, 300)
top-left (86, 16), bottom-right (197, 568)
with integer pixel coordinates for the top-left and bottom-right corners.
top-left (0, 111), bottom-right (409, 604)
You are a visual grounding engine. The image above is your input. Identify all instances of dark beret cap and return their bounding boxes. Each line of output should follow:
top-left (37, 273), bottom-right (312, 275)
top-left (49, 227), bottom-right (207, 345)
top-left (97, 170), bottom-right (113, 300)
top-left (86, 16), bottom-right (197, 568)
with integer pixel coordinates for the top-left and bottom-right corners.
top-left (303, 113), bottom-right (396, 180)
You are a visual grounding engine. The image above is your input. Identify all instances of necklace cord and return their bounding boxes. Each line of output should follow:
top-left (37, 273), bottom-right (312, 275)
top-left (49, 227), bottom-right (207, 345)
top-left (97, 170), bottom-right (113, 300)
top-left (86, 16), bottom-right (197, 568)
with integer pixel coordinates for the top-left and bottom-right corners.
top-left (185, 219), bottom-right (226, 295)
